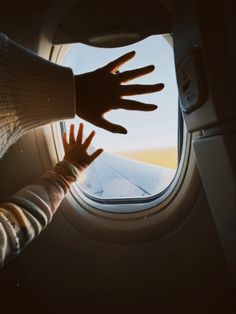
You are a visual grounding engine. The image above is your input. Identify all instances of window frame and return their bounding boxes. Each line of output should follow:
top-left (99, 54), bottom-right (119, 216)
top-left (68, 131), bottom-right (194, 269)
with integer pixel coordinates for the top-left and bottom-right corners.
top-left (59, 119), bottom-right (179, 207)
top-left (53, 117), bottom-right (187, 214)
top-left (46, 37), bottom-right (201, 242)
top-left (50, 118), bottom-right (200, 245)
top-left (51, 34), bottom-right (188, 214)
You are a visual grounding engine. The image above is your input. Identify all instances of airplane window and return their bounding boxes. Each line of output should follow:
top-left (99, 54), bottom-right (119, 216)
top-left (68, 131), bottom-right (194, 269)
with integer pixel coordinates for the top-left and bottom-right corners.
top-left (57, 34), bottom-right (179, 205)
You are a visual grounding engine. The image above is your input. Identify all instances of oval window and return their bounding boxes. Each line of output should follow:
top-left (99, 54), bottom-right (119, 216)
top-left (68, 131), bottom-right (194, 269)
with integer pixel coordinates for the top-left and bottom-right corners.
top-left (58, 34), bottom-right (179, 202)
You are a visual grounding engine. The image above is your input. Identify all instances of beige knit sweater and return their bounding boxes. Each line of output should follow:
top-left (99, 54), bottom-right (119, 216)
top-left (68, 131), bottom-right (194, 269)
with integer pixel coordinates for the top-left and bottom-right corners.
top-left (0, 33), bottom-right (79, 267)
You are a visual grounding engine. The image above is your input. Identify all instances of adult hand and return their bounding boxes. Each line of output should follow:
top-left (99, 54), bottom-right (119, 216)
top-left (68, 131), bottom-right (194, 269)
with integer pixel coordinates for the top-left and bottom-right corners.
top-left (75, 51), bottom-right (164, 134)
top-left (63, 123), bottom-right (103, 171)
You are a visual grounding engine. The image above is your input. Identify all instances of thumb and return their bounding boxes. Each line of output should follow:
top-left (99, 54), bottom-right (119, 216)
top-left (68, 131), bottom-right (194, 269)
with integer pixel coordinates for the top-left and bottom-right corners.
top-left (97, 118), bottom-right (127, 134)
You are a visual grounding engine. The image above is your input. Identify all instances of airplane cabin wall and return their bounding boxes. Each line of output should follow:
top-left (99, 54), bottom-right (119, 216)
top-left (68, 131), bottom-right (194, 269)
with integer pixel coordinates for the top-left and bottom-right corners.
top-left (0, 1), bottom-right (235, 313)
top-left (173, 0), bottom-right (236, 283)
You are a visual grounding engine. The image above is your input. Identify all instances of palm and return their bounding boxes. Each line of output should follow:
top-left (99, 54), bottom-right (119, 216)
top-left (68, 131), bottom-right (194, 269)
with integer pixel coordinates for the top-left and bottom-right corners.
top-left (75, 51), bottom-right (164, 134)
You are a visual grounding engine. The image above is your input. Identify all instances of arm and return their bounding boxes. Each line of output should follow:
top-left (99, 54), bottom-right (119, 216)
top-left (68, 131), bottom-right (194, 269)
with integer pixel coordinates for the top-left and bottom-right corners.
top-left (0, 33), bottom-right (75, 159)
top-left (1, 33), bottom-right (163, 142)
top-left (0, 123), bottom-right (103, 267)
top-left (0, 161), bottom-right (78, 266)
top-left (0, 33), bottom-right (75, 125)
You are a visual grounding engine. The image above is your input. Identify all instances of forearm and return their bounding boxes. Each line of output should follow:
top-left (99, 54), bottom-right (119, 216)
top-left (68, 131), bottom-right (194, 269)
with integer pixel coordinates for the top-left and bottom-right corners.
top-left (0, 161), bottom-right (79, 267)
top-left (0, 33), bottom-right (76, 158)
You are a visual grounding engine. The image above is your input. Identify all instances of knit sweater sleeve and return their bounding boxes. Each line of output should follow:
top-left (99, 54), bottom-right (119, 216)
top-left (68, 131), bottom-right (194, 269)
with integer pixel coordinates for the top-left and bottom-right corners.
top-left (0, 33), bottom-right (75, 158)
top-left (0, 160), bottom-right (80, 267)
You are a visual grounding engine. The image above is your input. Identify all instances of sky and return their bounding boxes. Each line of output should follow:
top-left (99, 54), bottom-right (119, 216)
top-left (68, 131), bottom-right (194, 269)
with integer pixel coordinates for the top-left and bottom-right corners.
top-left (60, 35), bottom-right (178, 152)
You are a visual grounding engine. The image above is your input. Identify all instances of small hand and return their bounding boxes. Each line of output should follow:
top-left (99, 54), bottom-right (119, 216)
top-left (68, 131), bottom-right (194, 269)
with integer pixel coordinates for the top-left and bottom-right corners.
top-left (63, 123), bottom-right (103, 171)
top-left (75, 51), bottom-right (164, 134)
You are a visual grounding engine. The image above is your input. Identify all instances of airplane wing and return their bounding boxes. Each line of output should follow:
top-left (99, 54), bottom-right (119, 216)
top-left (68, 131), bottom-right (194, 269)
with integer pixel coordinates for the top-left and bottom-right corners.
top-left (79, 153), bottom-right (176, 198)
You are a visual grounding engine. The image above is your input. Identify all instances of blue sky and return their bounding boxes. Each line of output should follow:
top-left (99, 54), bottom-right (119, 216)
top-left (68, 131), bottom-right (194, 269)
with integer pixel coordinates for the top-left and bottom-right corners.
top-left (61, 35), bottom-right (178, 152)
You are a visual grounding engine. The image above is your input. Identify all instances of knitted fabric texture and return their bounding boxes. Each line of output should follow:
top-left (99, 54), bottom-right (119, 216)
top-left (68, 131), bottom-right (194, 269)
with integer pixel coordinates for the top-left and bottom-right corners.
top-left (0, 33), bottom-right (75, 159)
top-left (0, 34), bottom-right (79, 267)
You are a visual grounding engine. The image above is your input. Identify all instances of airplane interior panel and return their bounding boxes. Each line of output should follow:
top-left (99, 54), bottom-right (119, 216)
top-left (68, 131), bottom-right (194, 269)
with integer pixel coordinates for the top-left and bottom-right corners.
top-left (0, 1), bottom-right (235, 313)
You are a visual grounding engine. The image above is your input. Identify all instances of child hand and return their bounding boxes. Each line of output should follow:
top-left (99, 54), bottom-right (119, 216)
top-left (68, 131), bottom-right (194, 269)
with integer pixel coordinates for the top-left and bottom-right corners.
top-left (63, 123), bottom-right (103, 172)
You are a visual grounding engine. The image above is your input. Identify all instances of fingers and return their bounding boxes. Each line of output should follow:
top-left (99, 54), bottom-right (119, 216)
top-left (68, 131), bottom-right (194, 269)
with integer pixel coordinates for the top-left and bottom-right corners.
top-left (69, 124), bottom-right (76, 144)
top-left (121, 83), bottom-right (164, 96)
top-left (89, 148), bottom-right (104, 163)
top-left (62, 132), bottom-right (68, 150)
top-left (76, 123), bottom-right (84, 143)
top-left (97, 117), bottom-right (127, 134)
top-left (118, 65), bottom-right (155, 83)
top-left (82, 130), bottom-right (95, 150)
top-left (105, 51), bottom-right (136, 73)
top-left (119, 99), bottom-right (158, 111)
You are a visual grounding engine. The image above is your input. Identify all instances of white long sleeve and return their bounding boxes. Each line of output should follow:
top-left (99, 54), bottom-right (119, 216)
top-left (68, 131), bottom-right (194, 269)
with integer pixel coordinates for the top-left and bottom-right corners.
top-left (0, 33), bottom-right (79, 267)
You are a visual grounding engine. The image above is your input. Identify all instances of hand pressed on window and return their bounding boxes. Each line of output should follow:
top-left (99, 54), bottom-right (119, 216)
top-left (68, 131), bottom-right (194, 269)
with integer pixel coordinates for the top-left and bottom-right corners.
top-left (75, 51), bottom-right (164, 134)
top-left (63, 123), bottom-right (103, 172)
